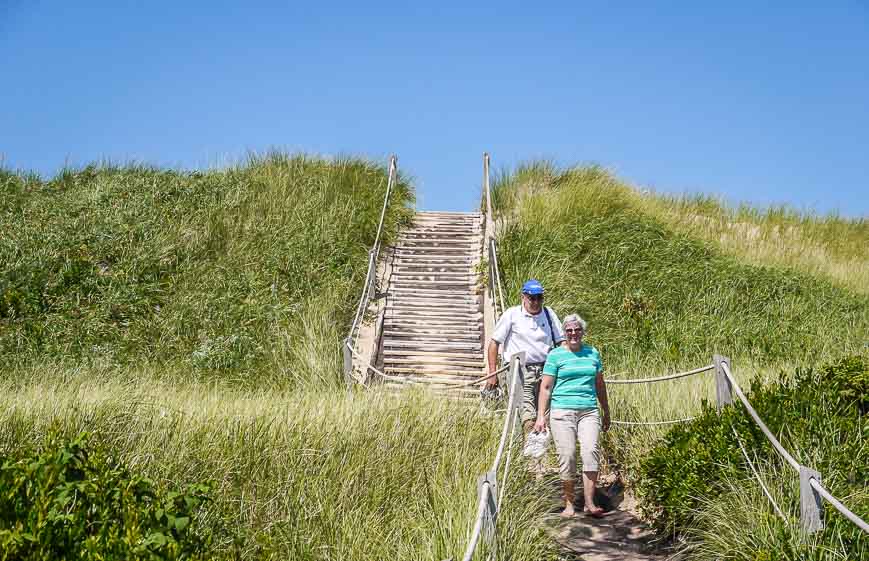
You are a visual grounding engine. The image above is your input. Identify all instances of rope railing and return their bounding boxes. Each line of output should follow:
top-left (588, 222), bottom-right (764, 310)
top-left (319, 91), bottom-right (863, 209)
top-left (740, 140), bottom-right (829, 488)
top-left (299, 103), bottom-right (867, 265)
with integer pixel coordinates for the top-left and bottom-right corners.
top-left (342, 156), bottom-right (398, 383)
top-left (608, 356), bottom-right (867, 536)
top-left (460, 352), bottom-right (525, 561)
top-left (717, 360), bottom-right (868, 534)
top-left (606, 364), bottom-right (714, 385)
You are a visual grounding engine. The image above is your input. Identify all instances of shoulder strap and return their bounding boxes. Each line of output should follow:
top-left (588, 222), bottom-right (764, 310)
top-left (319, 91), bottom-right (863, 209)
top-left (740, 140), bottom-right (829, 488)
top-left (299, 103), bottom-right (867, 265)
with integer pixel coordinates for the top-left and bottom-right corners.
top-left (543, 307), bottom-right (556, 349)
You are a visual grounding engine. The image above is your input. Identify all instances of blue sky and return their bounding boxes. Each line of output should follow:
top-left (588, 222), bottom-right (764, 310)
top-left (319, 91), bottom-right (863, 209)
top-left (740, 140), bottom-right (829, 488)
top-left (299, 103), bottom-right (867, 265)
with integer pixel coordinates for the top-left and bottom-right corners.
top-left (2, 1), bottom-right (868, 216)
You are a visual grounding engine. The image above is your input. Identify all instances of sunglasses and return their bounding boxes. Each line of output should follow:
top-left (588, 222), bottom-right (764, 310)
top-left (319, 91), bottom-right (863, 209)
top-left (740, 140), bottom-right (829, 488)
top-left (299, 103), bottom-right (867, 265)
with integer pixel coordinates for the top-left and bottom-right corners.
top-left (565, 328), bottom-right (584, 334)
top-left (523, 294), bottom-right (543, 301)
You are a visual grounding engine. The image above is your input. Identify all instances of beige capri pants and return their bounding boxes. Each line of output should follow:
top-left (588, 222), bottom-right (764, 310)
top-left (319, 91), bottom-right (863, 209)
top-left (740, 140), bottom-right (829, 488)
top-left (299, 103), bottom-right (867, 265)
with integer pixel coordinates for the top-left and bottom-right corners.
top-left (550, 408), bottom-right (601, 479)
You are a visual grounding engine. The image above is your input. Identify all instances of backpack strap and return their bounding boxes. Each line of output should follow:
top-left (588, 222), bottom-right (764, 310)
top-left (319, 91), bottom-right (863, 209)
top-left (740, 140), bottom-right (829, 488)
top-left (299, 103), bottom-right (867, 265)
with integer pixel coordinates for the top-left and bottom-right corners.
top-left (543, 306), bottom-right (557, 349)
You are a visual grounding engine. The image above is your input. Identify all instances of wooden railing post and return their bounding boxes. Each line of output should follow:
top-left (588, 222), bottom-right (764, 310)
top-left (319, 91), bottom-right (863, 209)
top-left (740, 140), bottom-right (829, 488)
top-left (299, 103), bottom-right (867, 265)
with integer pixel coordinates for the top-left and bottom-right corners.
top-left (477, 470), bottom-right (498, 547)
top-left (800, 466), bottom-right (824, 533)
top-left (713, 354), bottom-right (732, 411)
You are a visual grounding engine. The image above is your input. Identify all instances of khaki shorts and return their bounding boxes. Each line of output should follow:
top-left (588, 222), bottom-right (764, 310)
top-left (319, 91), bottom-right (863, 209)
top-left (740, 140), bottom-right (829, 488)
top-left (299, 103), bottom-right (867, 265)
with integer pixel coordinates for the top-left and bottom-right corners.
top-left (520, 364), bottom-right (546, 424)
top-left (550, 408), bottom-right (601, 478)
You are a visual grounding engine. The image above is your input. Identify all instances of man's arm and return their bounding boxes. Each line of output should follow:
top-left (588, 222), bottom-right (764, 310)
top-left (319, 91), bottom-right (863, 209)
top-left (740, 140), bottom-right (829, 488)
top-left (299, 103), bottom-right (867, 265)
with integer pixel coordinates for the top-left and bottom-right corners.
top-left (484, 339), bottom-right (501, 388)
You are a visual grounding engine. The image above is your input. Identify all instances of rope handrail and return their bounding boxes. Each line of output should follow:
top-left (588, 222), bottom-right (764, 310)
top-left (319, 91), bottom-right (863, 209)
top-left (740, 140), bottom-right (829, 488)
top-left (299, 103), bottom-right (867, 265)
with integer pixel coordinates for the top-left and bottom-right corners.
top-left (606, 364), bottom-right (714, 385)
top-left (346, 156), bottom-right (398, 345)
top-left (612, 417), bottom-right (697, 426)
top-left (720, 361), bottom-right (868, 534)
top-left (731, 424), bottom-right (788, 522)
top-left (720, 362), bottom-right (801, 472)
top-left (461, 353), bottom-right (524, 561)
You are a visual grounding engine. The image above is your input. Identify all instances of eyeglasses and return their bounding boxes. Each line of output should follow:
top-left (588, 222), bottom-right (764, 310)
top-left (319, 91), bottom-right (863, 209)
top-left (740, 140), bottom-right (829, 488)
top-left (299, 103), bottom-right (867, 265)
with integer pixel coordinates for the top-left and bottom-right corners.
top-left (565, 328), bottom-right (584, 334)
top-left (523, 294), bottom-right (543, 301)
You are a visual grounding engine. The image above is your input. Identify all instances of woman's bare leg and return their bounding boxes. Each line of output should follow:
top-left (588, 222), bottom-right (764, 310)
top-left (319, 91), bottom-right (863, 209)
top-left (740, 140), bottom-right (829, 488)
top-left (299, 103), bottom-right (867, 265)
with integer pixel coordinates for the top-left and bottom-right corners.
top-left (582, 470), bottom-right (602, 513)
top-left (561, 479), bottom-right (576, 517)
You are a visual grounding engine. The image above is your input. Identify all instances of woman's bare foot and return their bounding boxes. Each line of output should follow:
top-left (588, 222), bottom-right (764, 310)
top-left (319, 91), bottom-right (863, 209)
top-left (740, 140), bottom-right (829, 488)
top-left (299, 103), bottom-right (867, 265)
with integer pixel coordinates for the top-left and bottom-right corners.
top-left (560, 503), bottom-right (577, 518)
top-left (585, 505), bottom-right (605, 518)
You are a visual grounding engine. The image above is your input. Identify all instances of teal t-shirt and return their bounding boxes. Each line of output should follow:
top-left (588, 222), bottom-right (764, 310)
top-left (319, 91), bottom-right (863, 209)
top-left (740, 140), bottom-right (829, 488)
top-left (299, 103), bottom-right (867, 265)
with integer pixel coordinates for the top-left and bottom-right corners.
top-left (542, 345), bottom-right (602, 409)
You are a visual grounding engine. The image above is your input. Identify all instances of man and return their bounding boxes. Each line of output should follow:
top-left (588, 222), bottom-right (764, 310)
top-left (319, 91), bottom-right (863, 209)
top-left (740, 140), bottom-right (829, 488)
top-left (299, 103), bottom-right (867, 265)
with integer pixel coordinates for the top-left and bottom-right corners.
top-left (485, 279), bottom-right (565, 432)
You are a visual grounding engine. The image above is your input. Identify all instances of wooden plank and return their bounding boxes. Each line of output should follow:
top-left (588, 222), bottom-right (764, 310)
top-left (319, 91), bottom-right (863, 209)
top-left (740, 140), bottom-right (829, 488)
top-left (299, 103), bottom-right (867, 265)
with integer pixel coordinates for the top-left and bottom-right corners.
top-left (383, 340), bottom-right (482, 350)
top-left (383, 331), bottom-right (481, 342)
top-left (383, 357), bottom-right (483, 368)
top-left (384, 368), bottom-right (484, 379)
top-left (382, 349), bottom-right (482, 361)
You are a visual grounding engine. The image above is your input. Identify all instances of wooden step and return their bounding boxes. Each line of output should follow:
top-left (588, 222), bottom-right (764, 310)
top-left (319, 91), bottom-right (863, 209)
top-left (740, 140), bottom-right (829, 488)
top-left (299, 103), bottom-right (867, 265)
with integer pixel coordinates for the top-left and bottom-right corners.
top-left (383, 340), bottom-right (481, 351)
top-left (383, 324), bottom-right (481, 334)
top-left (387, 302), bottom-right (479, 313)
top-left (388, 286), bottom-right (481, 296)
top-left (387, 298), bottom-right (482, 311)
top-left (387, 298), bottom-right (480, 308)
top-left (390, 279), bottom-right (477, 287)
top-left (382, 348), bottom-right (482, 360)
top-left (383, 357), bottom-right (483, 368)
top-left (384, 309), bottom-right (481, 320)
top-left (383, 330), bottom-right (481, 341)
top-left (392, 263), bottom-right (479, 275)
top-left (384, 321), bottom-right (482, 330)
top-left (383, 368), bottom-right (484, 379)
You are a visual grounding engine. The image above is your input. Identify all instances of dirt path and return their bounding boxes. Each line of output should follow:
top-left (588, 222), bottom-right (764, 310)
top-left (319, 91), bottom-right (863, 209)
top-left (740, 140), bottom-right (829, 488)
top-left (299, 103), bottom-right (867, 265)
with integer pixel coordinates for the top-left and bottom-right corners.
top-left (543, 480), bottom-right (670, 560)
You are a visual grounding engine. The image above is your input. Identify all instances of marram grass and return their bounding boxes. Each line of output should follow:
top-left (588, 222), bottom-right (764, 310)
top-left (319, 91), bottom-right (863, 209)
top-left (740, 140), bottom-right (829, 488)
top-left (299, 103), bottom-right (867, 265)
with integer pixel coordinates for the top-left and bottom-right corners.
top-left (0, 153), bottom-right (413, 386)
top-left (0, 368), bottom-right (559, 561)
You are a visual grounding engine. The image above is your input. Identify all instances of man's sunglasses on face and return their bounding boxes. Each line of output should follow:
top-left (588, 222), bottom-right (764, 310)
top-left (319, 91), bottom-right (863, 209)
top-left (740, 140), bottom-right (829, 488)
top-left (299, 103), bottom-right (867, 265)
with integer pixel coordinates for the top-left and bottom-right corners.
top-left (524, 294), bottom-right (543, 302)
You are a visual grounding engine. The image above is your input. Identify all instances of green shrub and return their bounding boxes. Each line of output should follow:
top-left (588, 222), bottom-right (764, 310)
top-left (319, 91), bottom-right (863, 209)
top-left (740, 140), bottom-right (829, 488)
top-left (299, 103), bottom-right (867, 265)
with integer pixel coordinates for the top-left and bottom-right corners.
top-left (635, 354), bottom-right (868, 553)
top-left (0, 431), bottom-right (223, 560)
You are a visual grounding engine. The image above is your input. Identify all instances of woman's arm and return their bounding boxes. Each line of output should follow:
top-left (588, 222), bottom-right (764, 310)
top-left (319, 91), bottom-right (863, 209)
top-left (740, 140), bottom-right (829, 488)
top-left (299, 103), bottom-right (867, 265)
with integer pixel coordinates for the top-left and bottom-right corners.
top-left (596, 370), bottom-right (611, 432)
top-left (534, 376), bottom-right (554, 433)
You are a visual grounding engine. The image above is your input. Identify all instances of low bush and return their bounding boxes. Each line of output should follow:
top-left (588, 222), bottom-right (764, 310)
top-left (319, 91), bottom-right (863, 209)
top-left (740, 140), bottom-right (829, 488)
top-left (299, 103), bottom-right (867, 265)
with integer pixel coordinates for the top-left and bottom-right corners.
top-left (635, 354), bottom-right (868, 557)
top-left (0, 431), bottom-right (223, 560)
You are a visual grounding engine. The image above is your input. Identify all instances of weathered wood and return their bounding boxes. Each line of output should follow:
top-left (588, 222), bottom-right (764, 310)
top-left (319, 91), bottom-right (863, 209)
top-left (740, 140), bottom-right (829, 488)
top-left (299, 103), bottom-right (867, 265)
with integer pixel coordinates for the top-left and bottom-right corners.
top-left (714, 354), bottom-right (733, 411)
top-left (800, 466), bottom-right (824, 533)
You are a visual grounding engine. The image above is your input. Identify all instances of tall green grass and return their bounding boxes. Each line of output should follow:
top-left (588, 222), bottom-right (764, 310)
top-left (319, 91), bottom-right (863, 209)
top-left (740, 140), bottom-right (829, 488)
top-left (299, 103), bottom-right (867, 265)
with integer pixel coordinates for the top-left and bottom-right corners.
top-left (0, 369), bottom-right (558, 561)
top-left (0, 154), bottom-right (413, 386)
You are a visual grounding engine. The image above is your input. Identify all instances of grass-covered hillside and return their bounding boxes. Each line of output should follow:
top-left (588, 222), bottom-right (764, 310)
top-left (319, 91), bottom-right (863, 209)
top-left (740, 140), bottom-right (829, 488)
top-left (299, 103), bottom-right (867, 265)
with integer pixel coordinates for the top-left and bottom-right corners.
top-left (0, 154), bottom-right (413, 386)
top-left (492, 162), bottom-right (868, 374)
top-left (492, 162), bottom-right (868, 559)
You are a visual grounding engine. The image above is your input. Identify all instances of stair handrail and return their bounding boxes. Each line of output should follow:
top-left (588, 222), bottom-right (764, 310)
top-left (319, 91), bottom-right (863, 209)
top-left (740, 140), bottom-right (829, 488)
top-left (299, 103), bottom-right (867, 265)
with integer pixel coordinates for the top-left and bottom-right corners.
top-left (343, 155), bottom-right (398, 382)
top-left (482, 153), bottom-right (505, 321)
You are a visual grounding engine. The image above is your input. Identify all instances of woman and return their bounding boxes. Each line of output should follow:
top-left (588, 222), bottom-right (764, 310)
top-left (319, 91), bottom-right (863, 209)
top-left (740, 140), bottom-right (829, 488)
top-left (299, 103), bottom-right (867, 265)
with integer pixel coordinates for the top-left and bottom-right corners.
top-left (533, 313), bottom-right (611, 518)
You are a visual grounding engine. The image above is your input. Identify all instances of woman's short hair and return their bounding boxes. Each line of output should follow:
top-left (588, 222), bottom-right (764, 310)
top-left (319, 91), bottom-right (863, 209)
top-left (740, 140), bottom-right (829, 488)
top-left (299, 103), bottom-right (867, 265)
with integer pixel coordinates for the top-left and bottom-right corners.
top-left (562, 313), bottom-right (587, 332)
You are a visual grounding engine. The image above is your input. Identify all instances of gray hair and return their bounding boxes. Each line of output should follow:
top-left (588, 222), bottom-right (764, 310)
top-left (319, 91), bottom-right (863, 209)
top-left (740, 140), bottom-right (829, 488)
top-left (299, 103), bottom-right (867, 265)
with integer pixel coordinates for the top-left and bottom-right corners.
top-left (562, 313), bottom-right (587, 332)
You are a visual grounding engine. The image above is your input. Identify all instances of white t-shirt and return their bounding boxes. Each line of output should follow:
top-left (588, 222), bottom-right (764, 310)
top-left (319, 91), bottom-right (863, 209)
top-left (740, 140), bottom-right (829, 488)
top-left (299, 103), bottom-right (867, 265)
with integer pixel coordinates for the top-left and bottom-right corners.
top-left (491, 305), bottom-right (565, 364)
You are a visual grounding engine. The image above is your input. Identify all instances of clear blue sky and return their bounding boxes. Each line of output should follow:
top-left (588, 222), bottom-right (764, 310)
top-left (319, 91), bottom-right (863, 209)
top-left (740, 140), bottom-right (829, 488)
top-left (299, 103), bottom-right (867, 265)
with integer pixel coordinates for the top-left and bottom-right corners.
top-left (2, 1), bottom-right (868, 216)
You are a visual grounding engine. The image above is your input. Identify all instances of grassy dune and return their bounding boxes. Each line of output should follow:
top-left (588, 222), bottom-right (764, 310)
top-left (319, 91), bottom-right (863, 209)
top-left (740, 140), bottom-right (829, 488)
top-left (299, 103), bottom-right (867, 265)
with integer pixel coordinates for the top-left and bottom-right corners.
top-left (0, 154), bottom-right (413, 387)
top-left (492, 162), bottom-right (867, 375)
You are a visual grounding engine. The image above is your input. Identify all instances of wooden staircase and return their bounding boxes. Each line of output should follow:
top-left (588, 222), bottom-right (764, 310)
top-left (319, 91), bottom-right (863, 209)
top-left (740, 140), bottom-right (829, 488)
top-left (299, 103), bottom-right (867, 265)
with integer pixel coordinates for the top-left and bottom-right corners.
top-left (379, 211), bottom-right (485, 395)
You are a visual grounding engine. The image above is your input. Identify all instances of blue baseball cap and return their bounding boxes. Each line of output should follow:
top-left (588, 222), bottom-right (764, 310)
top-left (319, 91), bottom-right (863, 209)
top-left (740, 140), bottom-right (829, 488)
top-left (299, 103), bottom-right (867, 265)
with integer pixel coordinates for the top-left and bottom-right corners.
top-left (521, 279), bottom-right (544, 295)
